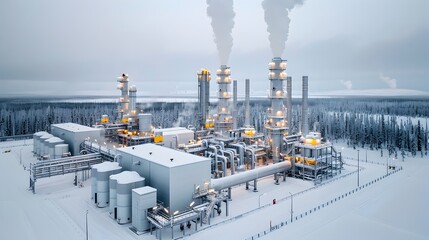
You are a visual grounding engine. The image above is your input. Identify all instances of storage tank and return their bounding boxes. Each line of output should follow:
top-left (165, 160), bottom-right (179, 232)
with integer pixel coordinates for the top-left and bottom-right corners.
top-left (138, 113), bottom-right (152, 132)
top-left (33, 131), bottom-right (47, 154)
top-left (91, 162), bottom-right (122, 208)
top-left (39, 134), bottom-right (53, 156)
top-left (114, 171), bottom-right (145, 224)
top-left (45, 137), bottom-right (64, 159)
top-left (132, 186), bottom-right (157, 232)
top-left (109, 173), bottom-right (119, 219)
top-left (54, 144), bottom-right (69, 158)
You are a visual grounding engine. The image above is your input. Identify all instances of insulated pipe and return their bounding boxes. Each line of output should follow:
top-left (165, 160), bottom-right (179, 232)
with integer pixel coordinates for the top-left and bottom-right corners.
top-left (244, 79), bottom-right (250, 127)
top-left (233, 80), bottom-right (238, 130)
top-left (229, 143), bottom-right (244, 166)
top-left (211, 161), bottom-right (291, 191)
top-left (287, 76), bottom-right (292, 132)
top-left (217, 155), bottom-right (228, 177)
top-left (223, 150), bottom-right (235, 175)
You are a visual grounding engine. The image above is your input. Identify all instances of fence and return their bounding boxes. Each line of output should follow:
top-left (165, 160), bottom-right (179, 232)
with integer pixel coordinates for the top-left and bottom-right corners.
top-left (245, 166), bottom-right (403, 240)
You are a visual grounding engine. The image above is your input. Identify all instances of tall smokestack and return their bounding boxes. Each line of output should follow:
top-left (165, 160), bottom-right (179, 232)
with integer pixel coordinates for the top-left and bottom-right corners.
top-left (129, 85), bottom-right (137, 117)
top-left (215, 65), bottom-right (233, 133)
top-left (117, 73), bottom-right (130, 121)
top-left (244, 79), bottom-right (250, 127)
top-left (197, 69), bottom-right (211, 128)
top-left (266, 58), bottom-right (287, 163)
top-left (233, 80), bottom-right (238, 130)
top-left (301, 76), bottom-right (309, 135)
top-left (286, 76), bottom-right (292, 133)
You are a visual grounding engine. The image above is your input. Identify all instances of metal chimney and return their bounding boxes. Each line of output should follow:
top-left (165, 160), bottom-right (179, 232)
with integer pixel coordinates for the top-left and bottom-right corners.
top-left (117, 73), bottom-right (130, 121)
top-left (286, 76), bottom-right (292, 133)
top-left (265, 57), bottom-right (287, 163)
top-left (215, 65), bottom-right (233, 133)
top-left (244, 79), bottom-right (250, 127)
top-left (197, 69), bottom-right (211, 128)
top-left (128, 85), bottom-right (137, 117)
top-left (233, 80), bottom-right (238, 130)
top-left (302, 76), bottom-right (309, 135)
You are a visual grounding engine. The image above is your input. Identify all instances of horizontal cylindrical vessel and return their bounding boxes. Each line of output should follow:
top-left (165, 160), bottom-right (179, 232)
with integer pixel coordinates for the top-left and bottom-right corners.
top-left (211, 161), bottom-right (291, 191)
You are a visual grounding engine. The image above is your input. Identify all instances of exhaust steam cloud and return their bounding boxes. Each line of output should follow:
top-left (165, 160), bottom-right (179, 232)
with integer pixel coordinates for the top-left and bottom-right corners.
top-left (207, 0), bottom-right (236, 65)
top-left (262, 0), bottom-right (304, 57)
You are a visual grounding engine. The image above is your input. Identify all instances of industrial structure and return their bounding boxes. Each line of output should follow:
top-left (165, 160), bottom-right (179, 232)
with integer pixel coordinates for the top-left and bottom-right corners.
top-left (28, 60), bottom-right (344, 239)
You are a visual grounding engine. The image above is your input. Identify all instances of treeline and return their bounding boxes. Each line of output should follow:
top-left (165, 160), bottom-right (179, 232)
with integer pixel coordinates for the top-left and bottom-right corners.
top-left (0, 97), bottom-right (428, 156)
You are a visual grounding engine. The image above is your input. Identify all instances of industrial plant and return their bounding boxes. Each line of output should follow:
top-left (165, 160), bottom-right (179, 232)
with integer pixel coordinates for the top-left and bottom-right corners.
top-left (27, 55), bottom-right (343, 239)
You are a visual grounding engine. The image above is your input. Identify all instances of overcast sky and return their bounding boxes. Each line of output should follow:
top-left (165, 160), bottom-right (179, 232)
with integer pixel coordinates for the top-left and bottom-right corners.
top-left (0, 0), bottom-right (428, 97)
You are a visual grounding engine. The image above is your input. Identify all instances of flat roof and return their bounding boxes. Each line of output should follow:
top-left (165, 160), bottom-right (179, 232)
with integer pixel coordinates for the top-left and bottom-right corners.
top-left (132, 186), bottom-right (157, 195)
top-left (117, 143), bottom-right (210, 168)
top-left (52, 123), bottom-right (100, 133)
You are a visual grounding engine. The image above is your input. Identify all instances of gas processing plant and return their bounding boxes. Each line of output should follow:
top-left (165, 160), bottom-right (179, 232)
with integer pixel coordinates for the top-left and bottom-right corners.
top-left (29, 58), bottom-right (343, 239)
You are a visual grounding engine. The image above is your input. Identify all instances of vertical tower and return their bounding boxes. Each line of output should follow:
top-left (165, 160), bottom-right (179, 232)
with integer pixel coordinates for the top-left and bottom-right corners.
top-left (129, 85), bottom-right (137, 117)
top-left (232, 80), bottom-right (238, 130)
top-left (265, 58), bottom-right (288, 162)
top-left (244, 79), bottom-right (250, 127)
top-left (215, 65), bottom-right (233, 133)
top-left (301, 76), bottom-right (309, 135)
top-left (117, 73), bottom-right (130, 121)
top-left (286, 76), bottom-right (292, 133)
top-left (197, 69), bottom-right (211, 128)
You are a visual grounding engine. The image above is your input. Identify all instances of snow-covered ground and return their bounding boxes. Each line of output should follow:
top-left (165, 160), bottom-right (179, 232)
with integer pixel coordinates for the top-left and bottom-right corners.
top-left (0, 140), bottom-right (428, 240)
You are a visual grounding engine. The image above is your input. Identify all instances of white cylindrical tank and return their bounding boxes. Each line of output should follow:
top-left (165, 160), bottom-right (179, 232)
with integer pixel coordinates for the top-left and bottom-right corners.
top-left (109, 174), bottom-right (119, 219)
top-left (39, 134), bottom-right (53, 156)
top-left (54, 144), bottom-right (69, 158)
top-left (46, 137), bottom-right (64, 159)
top-left (33, 131), bottom-right (47, 154)
top-left (91, 162), bottom-right (122, 208)
top-left (138, 113), bottom-right (152, 132)
top-left (115, 171), bottom-right (145, 224)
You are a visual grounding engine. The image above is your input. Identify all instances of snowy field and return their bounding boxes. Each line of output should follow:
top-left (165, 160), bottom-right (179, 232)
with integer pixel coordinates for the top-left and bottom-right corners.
top-left (1, 140), bottom-right (428, 240)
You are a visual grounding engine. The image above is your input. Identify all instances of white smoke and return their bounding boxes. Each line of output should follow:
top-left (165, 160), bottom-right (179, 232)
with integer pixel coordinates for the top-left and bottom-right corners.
top-left (262, 0), bottom-right (304, 57)
top-left (379, 73), bottom-right (397, 89)
top-left (340, 80), bottom-right (353, 90)
top-left (207, 0), bottom-right (235, 64)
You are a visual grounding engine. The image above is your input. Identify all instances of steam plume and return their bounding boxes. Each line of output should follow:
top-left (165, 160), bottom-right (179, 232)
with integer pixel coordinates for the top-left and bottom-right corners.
top-left (207, 0), bottom-right (235, 64)
top-left (379, 73), bottom-right (397, 89)
top-left (340, 80), bottom-right (353, 90)
top-left (262, 0), bottom-right (304, 57)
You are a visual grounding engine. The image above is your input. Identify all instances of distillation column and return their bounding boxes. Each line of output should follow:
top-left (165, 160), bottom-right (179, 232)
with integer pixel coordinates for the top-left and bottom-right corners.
top-left (265, 58), bottom-right (288, 162)
top-left (244, 79), bottom-right (250, 127)
top-left (197, 69), bottom-right (211, 129)
top-left (117, 73), bottom-right (130, 122)
top-left (215, 65), bottom-right (233, 133)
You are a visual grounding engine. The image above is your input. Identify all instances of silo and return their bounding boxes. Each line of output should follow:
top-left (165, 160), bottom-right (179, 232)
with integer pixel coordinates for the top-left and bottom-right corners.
top-left (109, 174), bottom-right (119, 219)
top-left (138, 113), bottom-right (152, 132)
top-left (115, 171), bottom-right (145, 224)
top-left (132, 186), bottom-right (157, 232)
top-left (39, 134), bottom-right (53, 156)
top-left (46, 137), bottom-right (64, 159)
top-left (54, 144), bottom-right (69, 159)
top-left (91, 162), bottom-right (122, 208)
top-left (33, 131), bottom-right (47, 154)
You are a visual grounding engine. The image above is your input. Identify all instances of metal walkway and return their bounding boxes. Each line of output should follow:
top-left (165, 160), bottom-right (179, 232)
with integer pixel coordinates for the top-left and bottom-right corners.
top-left (29, 153), bottom-right (102, 193)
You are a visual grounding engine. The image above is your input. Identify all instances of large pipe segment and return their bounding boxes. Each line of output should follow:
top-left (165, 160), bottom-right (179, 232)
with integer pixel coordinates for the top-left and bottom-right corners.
top-left (210, 161), bottom-right (291, 191)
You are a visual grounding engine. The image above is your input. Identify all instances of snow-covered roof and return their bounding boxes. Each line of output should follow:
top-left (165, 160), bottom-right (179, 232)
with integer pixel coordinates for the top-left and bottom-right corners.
top-left (51, 123), bottom-right (100, 133)
top-left (117, 143), bottom-right (209, 168)
top-left (45, 137), bottom-right (64, 143)
top-left (92, 161), bottom-right (121, 173)
top-left (132, 186), bottom-right (156, 195)
top-left (110, 171), bottom-right (144, 184)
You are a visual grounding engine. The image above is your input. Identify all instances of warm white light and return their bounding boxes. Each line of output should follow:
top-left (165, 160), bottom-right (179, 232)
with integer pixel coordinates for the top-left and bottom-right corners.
top-left (190, 201), bottom-right (195, 207)
top-left (173, 210), bottom-right (179, 215)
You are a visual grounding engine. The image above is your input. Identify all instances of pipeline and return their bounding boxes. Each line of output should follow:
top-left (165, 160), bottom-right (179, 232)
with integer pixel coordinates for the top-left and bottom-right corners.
top-left (210, 161), bottom-right (291, 191)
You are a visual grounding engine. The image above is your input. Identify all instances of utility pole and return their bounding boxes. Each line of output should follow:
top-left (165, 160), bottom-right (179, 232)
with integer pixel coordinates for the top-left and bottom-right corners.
top-left (86, 210), bottom-right (88, 240)
top-left (289, 192), bottom-right (293, 223)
